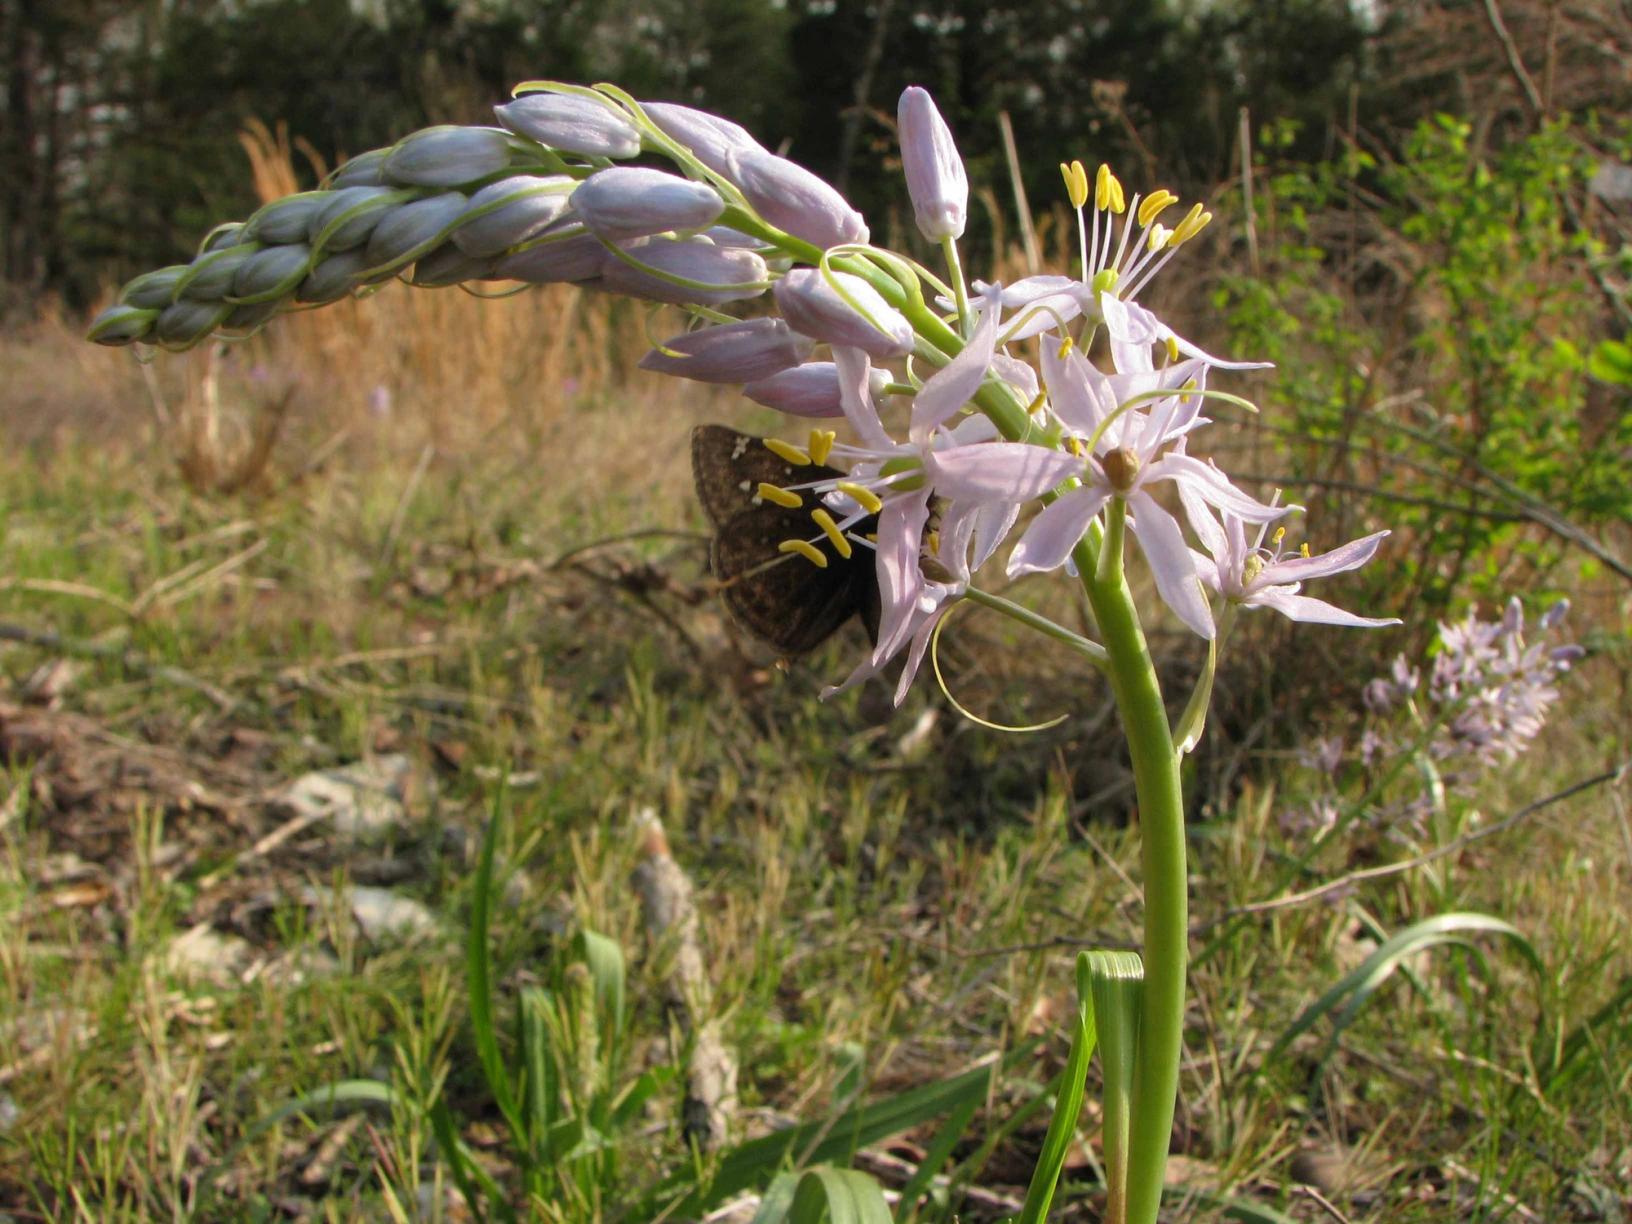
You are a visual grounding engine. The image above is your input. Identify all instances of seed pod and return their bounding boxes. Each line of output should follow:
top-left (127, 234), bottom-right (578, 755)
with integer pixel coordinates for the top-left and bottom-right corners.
top-left (773, 268), bottom-right (912, 358)
top-left (570, 167), bottom-right (724, 242)
top-left (154, 299), bottom-right (231, 348)
top-left (491, 230), bottom-right (608, 284)
top-left (638, 318), bottom-right (813, 384)
top-left (309, 186), bottom-right (403, 253)
top-left (601, 238), bottom-right (767, 306)
top-left (87, 303), bottom-right (159, 346)
top-left (232, 243), bottom-right (312, 302)
top-left (330, 148), bottom-right (390, 188)
top-left (364, 192), bottom-right (468, 269)
top-left (382, 125), bottom-right (515, 188)
top-left (641, 101), bottom-right (764, 175)
top-left (243, 192), bottom-right (328, 245)
top-left (120, 265), bottom-right (189, 309)
top-left (451, 175), bottom-right (574, 257)
top-left (727, 149), bottom-right (868, 251)
top-left (495, 93), bottom-right (642, 159)
top-left (177, 244), bottom-right (257, 301)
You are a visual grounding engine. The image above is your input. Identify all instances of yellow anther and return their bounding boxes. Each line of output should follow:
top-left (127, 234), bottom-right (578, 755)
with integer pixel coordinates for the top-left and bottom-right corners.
top-left (763, 437), bottom-right (811, 466)
top-left (810, 508), bottom-right (851, 558)
top-left (1147, 223), bottom-right (1171, 252)
top-left (1137, 189), bottom-right (1177, 228)
top-left (1171, 203), bottom-right (1212, 245)
top-left (1027, 389), bottom-right (1050, 416)
top-left (778, 538), bottom-right (828, 567)
top-left (1066, 435), bottom-right (1085, 457)
top-left (927, 529), bottom-right (941, 556)
top-left (757, 482), bottom-right (803, 508)
top-left (837, 481), bottom-right (884, 514)
top-left (1095, 164), bottom-right (1125, 214)
top-left (1300, 542), bottom-right (1311, 559)
top-left (1168, 338), bottom-right (1182, 366)
top-left (1061, 160), bottom-right (1089, 209)
top-left (1272, 526), bottom-right (1286, 547)
top-left (1055, 335), bottom-right (1074, 361)
top-left (807, 428), bottom-right (836, 466)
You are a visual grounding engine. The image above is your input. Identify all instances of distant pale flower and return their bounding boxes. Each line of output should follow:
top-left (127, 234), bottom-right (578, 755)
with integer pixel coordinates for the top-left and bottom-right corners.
top-left (898, 86), bottom-right (967, 242)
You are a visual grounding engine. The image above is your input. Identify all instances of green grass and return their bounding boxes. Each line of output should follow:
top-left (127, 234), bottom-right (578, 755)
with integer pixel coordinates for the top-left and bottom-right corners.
top-left (1, 407), bottom-right (1628, 1221)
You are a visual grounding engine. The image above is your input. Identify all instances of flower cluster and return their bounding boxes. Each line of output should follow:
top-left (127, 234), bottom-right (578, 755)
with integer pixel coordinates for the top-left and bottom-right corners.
top-left (1363, 597), bottom-right (1583, 768)
top-left (89, 81), bottom-right (1396, 704)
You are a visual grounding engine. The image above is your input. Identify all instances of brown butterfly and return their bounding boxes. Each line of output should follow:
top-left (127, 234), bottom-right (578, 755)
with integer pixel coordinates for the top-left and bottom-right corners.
top-left (690, 424), bottom-right (882, 655)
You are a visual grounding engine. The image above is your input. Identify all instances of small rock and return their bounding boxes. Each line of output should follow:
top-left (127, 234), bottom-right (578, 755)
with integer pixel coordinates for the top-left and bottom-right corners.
top-left (162, 922), bottom-right (252, 987)
top-left (276, 754), bottom-right (430, 838)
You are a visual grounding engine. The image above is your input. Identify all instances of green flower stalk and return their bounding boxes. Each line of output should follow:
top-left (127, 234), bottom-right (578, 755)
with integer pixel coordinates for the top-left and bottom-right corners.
top-left (88, 80), bottom-right (1399, 1222)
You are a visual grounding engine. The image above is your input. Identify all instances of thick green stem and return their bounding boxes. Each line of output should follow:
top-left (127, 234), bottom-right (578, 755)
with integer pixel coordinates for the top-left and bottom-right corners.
top-left (1073, 536), bottom-right (1186, 1224)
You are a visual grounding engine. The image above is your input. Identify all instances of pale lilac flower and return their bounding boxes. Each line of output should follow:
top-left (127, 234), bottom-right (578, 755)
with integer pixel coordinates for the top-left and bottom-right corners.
top-left (898, 86), bottom-right (967, 242)
top-left (773, 268), bottom-right (914, 358)
top-left (726, 148), bottom-right (869, 250)
top-left (637, 318), bottom-right (813, 384)
top-left (570, 167), bottom-right (725, 241)
top-left (933, 345), bottom-right (1280, 638)
top-left (1182, 494), bottom-right (1398, 628)
top-left (495, 93), bottom-right (642, 159)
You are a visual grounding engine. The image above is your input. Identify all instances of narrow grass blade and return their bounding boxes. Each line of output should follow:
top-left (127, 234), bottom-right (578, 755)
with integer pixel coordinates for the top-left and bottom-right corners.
top-left (468, 796), bottom-right (523, 1138)
top-left (575, 927), bottom-right (627, 1039)
top-left (750, 1172), bottom-right (801, 1223)
top-left (429, 1095), bottom-right (510, 1223)
top-left (520, 986), bottom-right (558, 1164)
top-left (894, 1090), bottom-right (979, 1221)
top-left (1014, 952), bottom-right (1102, 1224)
top-left (788, 1167), bottom-right (894, 1224)
top-left (1267, 912), bottom-right (1544, 1068)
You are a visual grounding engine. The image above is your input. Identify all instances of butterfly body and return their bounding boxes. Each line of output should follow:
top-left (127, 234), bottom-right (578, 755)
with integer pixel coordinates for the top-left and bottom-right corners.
top-left (690, 424), bottom-right (881, 655)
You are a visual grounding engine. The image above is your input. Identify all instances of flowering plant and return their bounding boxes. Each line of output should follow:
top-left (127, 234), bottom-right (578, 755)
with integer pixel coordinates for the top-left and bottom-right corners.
top-left (90, 80), bottom-right (1398, 1222)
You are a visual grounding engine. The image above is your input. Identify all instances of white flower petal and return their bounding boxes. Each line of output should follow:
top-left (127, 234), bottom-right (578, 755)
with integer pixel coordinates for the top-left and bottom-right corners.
top-left (1007, 489), bottom-right (1108, 576)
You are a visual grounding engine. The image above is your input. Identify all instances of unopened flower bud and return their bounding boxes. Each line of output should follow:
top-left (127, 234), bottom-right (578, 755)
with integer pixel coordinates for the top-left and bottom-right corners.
top-left (298, 248), bottom-right (390, 303)
top-left (223, 299), bottom-right (281, 331)
top-left (329, 148), bottom-right (390, 188)
top-left (600, 238), bottom-right (767, 306)
top-left (773, 268), bottom-right (912, 358)
top-left (410, 242), bottom-right (494, 287)
top-left (87, 303), bottom-right (159, 345)
top-left (642, 101), bottom-right (765, 175)
top-left (120, 265), bottom-right (188, 309)
top-left (178, 244), bottom-right (256, 301)
top-left (742, 360), bottom-right (890, 418)
top-left (897, 86), bottom-right (966, 241)
top-left (201, 224), bottom-right (247, 253)
top-left (154, 299), bottom-right (230, 348)
top-left (309, 186), bottom-right (402, 252)
top-left (382, 125), bottom-right (515, 188)
top-left (727, 149), bottom-right (868, 250)
top-left (495, 93), bottom-right (642, 159)
top-left (243, 192), bottom-right (327, 245)
top-left (570, 167), bottom-right (724, 242)
top-left (232, 242), bottom-right (312, 301)
top-left (451, 175), bottom-right (574, 257)
top-left (491, 230), bottom-right (608, 284)
top-left (364, 192), bottom-right (468, 268)
top-left (638, 318), bottom-right (812, 384)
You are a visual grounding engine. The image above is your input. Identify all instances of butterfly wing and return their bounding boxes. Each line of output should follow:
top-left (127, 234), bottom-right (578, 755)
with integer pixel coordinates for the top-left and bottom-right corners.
top-left (691, 425), bottom-right (881, 655)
